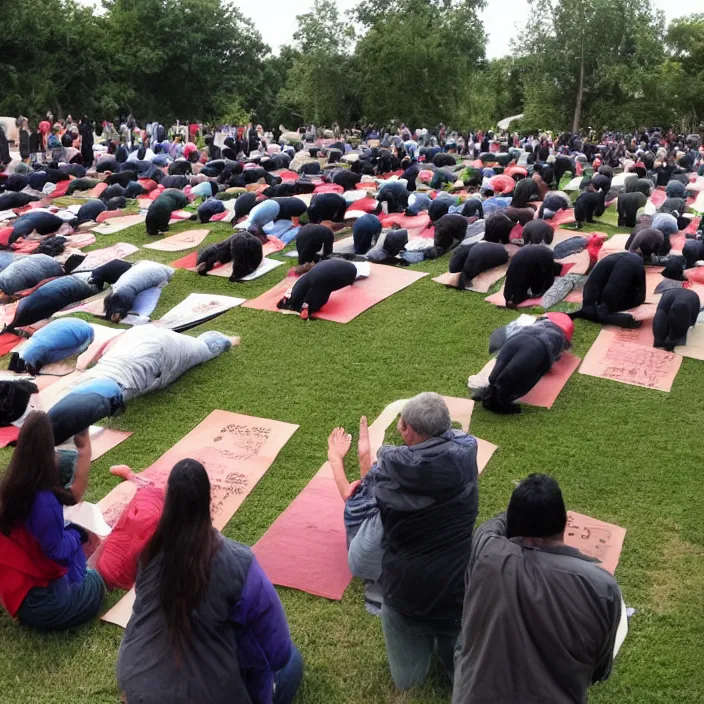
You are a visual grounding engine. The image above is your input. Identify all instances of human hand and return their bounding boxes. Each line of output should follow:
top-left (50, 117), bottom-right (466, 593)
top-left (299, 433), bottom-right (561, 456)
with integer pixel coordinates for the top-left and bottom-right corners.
top-left (327, 427), bottom-right (351, 462)
top-left (344, 480), bottom-right (361, 501)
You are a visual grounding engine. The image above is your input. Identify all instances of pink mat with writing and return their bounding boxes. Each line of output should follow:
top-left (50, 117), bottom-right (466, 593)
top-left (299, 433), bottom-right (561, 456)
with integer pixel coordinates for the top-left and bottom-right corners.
top-left (242, 264), bottom-right (428, 323)
top-left (565, 511), bottom-right (626, 574)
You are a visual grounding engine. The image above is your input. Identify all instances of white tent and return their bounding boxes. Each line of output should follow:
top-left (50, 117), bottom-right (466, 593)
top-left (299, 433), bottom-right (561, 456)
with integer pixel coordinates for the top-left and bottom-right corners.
top-left (497, 114), bottom-right (524, 131)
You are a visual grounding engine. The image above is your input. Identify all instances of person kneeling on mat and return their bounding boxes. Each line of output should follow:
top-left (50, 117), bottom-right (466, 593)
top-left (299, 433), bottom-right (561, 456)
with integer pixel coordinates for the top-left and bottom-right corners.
top-left (117, 459), bottom-right (303, 704)
top-left (504, 245), bottom-right (562, 308)
top-left (277, 259), bottom-right (357, 320)
top-left (473, 313), bottom-right (574, 414)
top-left (570, 252), bottom-right (645, 328)
top-left (0, 412), bottom-right (105, 630)
top-left (653, 288), bottom-right (701, 352)
top-left (449, 241), bottom-right (509, 290)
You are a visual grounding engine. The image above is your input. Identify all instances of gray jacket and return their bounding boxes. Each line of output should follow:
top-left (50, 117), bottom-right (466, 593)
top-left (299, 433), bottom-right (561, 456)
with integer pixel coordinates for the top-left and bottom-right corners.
top-left (453, 514), bottom-right (622, 704)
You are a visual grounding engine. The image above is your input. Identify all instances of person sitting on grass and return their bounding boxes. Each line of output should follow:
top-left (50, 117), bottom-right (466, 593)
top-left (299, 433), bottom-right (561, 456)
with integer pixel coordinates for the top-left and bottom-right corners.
top-left (329, 393), bottom-right (478, 691)
top-left (453, 474), bottom-right (626, 704)
top-left (0, 411), bottom-right (105, 630)
top-left (116, 459), bottom-right (303, 704)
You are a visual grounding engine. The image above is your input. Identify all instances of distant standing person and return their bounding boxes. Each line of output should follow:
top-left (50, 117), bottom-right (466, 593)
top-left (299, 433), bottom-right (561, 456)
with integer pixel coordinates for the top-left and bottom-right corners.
top-left (453, 474), bottom-right (626, 704)
top-left (79, 116), bottom-right (94, 168)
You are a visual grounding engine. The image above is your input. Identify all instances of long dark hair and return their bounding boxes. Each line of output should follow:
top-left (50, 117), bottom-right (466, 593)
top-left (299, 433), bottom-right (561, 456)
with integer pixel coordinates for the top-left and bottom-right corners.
top-left (141, 459), bottom-right (219, 657)
top-left (0, 411), bottom-right (75, 535)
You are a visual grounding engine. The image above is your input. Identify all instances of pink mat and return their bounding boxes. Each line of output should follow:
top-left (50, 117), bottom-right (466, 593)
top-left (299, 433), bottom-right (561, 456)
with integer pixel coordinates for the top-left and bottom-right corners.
top-left (565, 511), bottom-right (626, 575)
top-left (648, 189), bottom-right (667, 209)
top-left (0, 425), bottom-right (20, 448)
top-left (380, 212), bottom-right (432, 238)
top-left (579, 329), bottom-right (682, 391)
top-left (242, 264), bottom-right (428, 323)
top-left (143, 229), bottom-right (210, 252)
top-left (433, 264), bottom-right (508, 293)
top-left (91, 429), bottom-right (133, 461)
top-left (550, 209), bottom-right (576, 226)
top-left (253, 396), bottom-right (496, 600)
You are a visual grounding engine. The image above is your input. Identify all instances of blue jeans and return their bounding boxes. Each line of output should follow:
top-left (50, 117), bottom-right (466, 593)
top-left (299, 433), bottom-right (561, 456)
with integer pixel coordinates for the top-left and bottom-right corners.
top-left (17, 570), bottom-right (105, 631)
top-left (380, 605), bottom-right (459, 691)
top-left (273, 645), bottom-right (304, 704)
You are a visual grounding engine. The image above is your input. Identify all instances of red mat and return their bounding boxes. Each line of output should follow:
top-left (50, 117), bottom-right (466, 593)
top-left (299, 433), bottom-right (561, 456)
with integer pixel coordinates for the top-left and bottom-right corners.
top-left (0, 425), bottom-right (20, 448)
top-left (648, 189), bottom-right (667, 208)
top-left (0, 331), bottom-right (23, 355)
top-left (49, 180), bottom-right (71, 198)
top-left (241, 264), bottom-right (428, 323)
top-left (344, 197), bottom-right (378, 217)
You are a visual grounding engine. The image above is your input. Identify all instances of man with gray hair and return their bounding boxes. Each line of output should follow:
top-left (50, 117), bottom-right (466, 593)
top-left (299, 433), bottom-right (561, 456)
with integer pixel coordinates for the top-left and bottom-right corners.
top-left (329, 392), bottom-right (479, 690)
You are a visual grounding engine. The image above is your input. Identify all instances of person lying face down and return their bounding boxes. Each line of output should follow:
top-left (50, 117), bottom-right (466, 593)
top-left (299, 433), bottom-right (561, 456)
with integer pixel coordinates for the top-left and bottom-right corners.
top-left (103, 261), bottom-right (174, 323)
top-left (4, 275), bottom-right (99, 332)
top-left (473, 313), bottom-right (574, 414)
top-left (195, 232), bottom-right (263, 281)
top-left (277, 258), bottom-right (358, 320)
top-left (449, 241), bottom-right (509, 290)
top-left (115, 458), bottom-right (302, 704)
top-left (145, 189), bottom-right (190, 236)
top-left (8, 318), bottom-right (94, 375)
top-left (5, 211), bottom-right (68, 246)
top-left (0, 254), bottom-right (64, 300)
top-left (503, 245), bottom-right (561, 307)
top-left (353, 214), bottom-right (383, 255)
top-left (570, 251), bottom-right (646, 328)
top-left (296, 224), bottom-right (334, 265)
top-left (48, 327), bottom-right (236, 444)
top-left (653, 288), bottom-right (701, 351)
top-left (452, 473), bottom-right (625, 704)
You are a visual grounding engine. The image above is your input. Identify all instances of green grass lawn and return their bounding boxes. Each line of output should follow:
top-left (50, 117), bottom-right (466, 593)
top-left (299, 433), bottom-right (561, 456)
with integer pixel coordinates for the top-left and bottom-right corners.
top-left (1, 206), bottom-right (704, 703)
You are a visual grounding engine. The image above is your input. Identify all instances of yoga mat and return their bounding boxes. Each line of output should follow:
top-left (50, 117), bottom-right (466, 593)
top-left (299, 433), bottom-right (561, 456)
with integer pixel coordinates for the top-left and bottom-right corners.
top-left (565, 511), bottom-right (626, 575)
top-left (0, 331), bottom-right (22, 355)
top-left (193, 257), bottom-right (283, 281)
top-left (101, 410), bottom-right (299, 627)
top-left (579, 331), bottom-right (682, 391)
top-left (648, 189), bottom-right (667, 209)
top-left (469, 352), bottom-right (581, 409)
top-left (92, 214), bottom-right (146, 235)
top-left (169, 237), bottom-right (284, 270)
top-left (253, 396), bottom-right (496, 600)
top-left (380, 212), bottom-right (432, 238)
top-left (432, 264), bottom-right (508, 293)
top-left (597, 234), bottom-right (630, 260)
top-left (485, 286), bottom-right (583, 308)
top-left (52, 291), bottom-right (109, 319)
top-left (157, 292), bottom-right (245, 332)
top-left (242, 264), bottom-right (428, 323)
top-left (143, 229), bottom-right (210, 252)
top-left (0, 425), bottom-right (20, 448)
top-left (550, 209), bottom-right (576, 226)
top-left (81, 183), bottom-right (108, 199)
top-left (675, 321), bottom-right (704, 360)
top-left (556, 249), bottom-right (591, 275)
top-left (57, 426), bottom-right (133, 461)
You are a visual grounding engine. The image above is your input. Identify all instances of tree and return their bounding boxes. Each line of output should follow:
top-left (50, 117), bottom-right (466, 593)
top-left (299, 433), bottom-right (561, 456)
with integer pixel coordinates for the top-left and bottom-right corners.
top-left (666, 14), bottom-right (704, 129)
top-left (353, 0), bottom-right (487, 127)
top-left (277, 0), bottom-right (357, 126)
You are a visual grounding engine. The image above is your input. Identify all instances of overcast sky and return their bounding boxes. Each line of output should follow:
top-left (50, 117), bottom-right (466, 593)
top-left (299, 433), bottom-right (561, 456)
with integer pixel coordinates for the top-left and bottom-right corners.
top-left (235, 0), bottom-right (701, 58)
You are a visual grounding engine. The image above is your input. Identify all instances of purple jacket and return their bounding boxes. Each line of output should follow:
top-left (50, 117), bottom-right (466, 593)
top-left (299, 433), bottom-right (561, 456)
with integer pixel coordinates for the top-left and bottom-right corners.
top-left (25, 490), bottom-right (86, 585)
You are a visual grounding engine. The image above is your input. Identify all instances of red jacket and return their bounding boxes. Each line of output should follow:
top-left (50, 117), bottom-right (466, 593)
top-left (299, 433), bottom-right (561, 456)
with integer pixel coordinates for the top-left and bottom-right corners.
top-left (0, 525), bottom-right (67, 617)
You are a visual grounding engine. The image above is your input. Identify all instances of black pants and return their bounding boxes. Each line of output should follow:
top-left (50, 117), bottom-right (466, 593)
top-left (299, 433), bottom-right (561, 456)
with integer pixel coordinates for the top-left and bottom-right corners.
top-left (485, 336), bottom-right (550, 412)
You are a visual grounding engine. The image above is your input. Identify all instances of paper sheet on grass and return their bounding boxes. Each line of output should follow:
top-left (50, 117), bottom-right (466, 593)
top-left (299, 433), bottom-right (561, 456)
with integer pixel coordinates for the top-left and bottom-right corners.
top-left (101, 410), bottom-right (299, 627)
top-left (579, 329), bottom-right (682, 391)
top-left (72, 243), bottom-right (139, 272)
top-left (92, 214), bottom-right (146, 235)
top-left (241, 264), bottom-right (427, 323)
top-left (565, 511), bottom-right (626, 575)
top-left (485, 285), bottom-right (583, 308)
top-left (156, 292), bottom-right (245, 331)
top-left (253, 396), bottom-right (496, 600)
top-left (197, 257), bottom-right (283, 281)
top-left (143, 229), bottom-right (210, 252)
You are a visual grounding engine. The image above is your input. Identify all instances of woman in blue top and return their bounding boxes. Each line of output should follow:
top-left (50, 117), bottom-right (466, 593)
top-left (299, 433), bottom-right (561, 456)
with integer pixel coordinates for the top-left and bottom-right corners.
top-left (0, 411), bottom-right (105, 630)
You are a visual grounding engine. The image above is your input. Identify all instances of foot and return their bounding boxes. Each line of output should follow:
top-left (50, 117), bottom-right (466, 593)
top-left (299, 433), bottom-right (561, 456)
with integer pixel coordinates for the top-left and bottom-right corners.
top-left (358, 416), bottom-right (370, 460)
top-left (300, 303), bottom-right (310, 320)
top-left (196, 262), bottom-right (209, 275)
top-left (229, 336), bottom-right (241, 347)
top-left (110, 464), bottom-right (134, 481)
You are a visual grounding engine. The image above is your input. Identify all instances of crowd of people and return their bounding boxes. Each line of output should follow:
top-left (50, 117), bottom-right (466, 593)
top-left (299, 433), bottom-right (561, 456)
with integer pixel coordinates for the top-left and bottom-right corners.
top-left (0, 110), bottom-right (703, 703)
